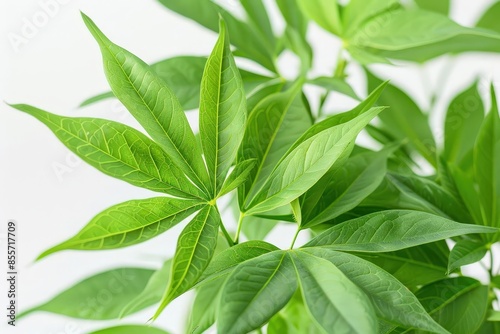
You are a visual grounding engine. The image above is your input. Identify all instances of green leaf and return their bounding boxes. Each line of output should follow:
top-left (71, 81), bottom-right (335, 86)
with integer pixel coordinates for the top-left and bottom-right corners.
top-left (342, 0), bottom-right (400, 37)
top-left (154, 205), bottom-right (221, 318)
top-left (444, 81), bottom-right (484, 165)
top-left (20, 268), bottom-right (154, 320)
top-left (448, 240), bottom-right (488, 274)
top-left (297, 0), bottom-right (342, 36)
top-left (156, 0), bottom-right (276, 71)
top-left (349, 9), bottom-right (500, 63)
top-left (245, 107), bottom-right (384, 215)
top-left (240, 0), bottom-right (275, 47)
top-left (188, 277), bottom-right (224, 334)
top-left (302, 248), bottom-right (448, 334)
top-left (10, 104), bottom-right (205, 199)
top-left (238, 85), bottom-right (312, 207)
top-left (200, 20), bottom-right (247, 196)
top-left (301, 145), bottom-right (394, 227)
top-left (218, 251), bottom-right (297, 334)
top-left (474, 86), bottom-right (500, 228)
top-left (291, 251), bottom-right (378, 334)
top-left (448, 165), bottom-right (483, 226)
top-left (246, 79), bottom-right (286, 113)
top-left (198, 240), bottom-right (279, 285)
top-left (367, 72), bottom-right (436, 166)
top-left (268, 291), bottom-right (323, 334)
top-left (81, 13), bottom-right (211, 195)
top-left (307, 76), bottom-right (359, 100)
top-left (37, 198), bottom-right (203, 260)
top-left (290, 198), bottom-right (302, 225)
top-left (120, 259), bottom-right (171, 317)
top-left (414, 0), bottom-right (450, 15)
top-left (415, 277), bottom-right (489, 334)
top-left (282, 26), bottom-right (313, 74)
top-left (218, 159), bottom-right (256, 197)
top-left (306, 210), bottom-right (496, 251)
top-left (477, 1), bottom-right (500, 33)
top-left (80, 91), bottom-right (115, 107)
top-left (277, 0), bottom-right (309, 38)
top-left (89, 325), bottom-right (170, 334)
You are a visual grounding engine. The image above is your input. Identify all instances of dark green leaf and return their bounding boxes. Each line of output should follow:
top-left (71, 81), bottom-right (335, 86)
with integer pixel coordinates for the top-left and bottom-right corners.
top-left (10, 104), bottom-right (205, 199)
top-left (306, 210), bottom-right (496, 251)
top-left (218, 251), bottom-right (297, 334)
top-left (37, 198), bottom-right (203, 260)
top-left (20, 268), bottom-right (154, 320)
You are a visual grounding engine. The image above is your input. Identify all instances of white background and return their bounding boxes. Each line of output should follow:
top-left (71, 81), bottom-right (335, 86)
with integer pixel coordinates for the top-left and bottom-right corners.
top-left (1, 0), bottom-right (500, 333)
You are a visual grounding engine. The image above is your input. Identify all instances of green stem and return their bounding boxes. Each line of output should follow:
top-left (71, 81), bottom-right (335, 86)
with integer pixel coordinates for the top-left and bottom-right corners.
top-left (490, 250), bottom-right (495, 281)
top-left (290, 227), bottom-right (301, 249)
top-left (233, 212), bottom-right (245, 245)
top-left (220, 222), bottom-right (234, 246)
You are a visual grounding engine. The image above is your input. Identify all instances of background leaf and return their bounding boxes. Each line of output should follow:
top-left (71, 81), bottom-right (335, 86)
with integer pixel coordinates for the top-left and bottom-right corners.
top-left (89, 325), bottom-right (169, 334)
top-left (448, 240), bottom-right (488, 274)
top-left (476, 1), bottom-right (500, 33)
top-left (297, 0), bottom-right (342, 36)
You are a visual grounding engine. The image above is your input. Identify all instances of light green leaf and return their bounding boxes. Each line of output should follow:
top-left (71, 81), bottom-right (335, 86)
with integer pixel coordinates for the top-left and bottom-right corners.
top-left (20, 268), bottom-right (154, 320)
top-left (282, 26), bottom-right (313, 74)
top-left (245, 107), bottom-right (384, 215)
top-left (188, 277), bottom-right (224, 334)
top-left (473, 85), bottom-right (500, 228)
top-left (238, 85), bottom-right (312, 208)
top-left (302, 248), bottom-right (448, 334)
top-left (415, 277), bottom-right (489, 334)
top-left (349, 9), bottom-right (500, 63)
top-left (448, 165), bottom-right (483, 226)
top-left (277, 0), bottom-right (309, 38)
top-left (414, 0), bottom-right (450, 15)
top-left (367, 72), bottom-right (436, 166)
top-left (218, 251), bottom-right (297, 334)
top-left (291, 251), bottom-right (378, 334)
top-left (306, 210), bottom-right (496, 251)
top-left (89, 325), bottom-right (169, 334)
top-left (444, 81), bottom-right (484, 165)
top-left (342, 0), bottom-right (400, 37)
top-left (200, 20), bottom-right (246, 196)
top-left (291, 198), bottom-right (302, 225)
top-left (301, 145), bottom-right (394, 227)
top-left (307, 76), bottom-right (359, 101)
top-left (297, 0), bottom-right (342, 36)
top-left (156, 0), bottom-right (276, 71)
top-left (10, 104), bottom-right (205, 199)
top-left (37, 198), bottom-right (203, 260)
top-left (246, 79), bottom-right (287, 113)
top-left (81, 14), bottom-right (210, 195)
top-left (356, 242), bottom-right (449, 288)
top-left (154, 205), bottom-right (220, 318)
top-left (120, 259), bottom-right (171, 317)
top-left (477, 1), bottom-right (500, 33)
top-left (198, 240), bottom-right (279, 285)
top-left (80, 91), bottom-right (115, 107)
top-left (218, 159), bottom-right (256, 197)
top-left (448, 240), bottom-right (488, 274)
top-left (241, 0), bottom-right (275, 47)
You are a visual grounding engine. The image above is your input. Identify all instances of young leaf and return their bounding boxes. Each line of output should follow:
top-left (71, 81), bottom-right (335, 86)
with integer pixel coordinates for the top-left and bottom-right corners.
top-left (448, 240), bottom-right (488, 274)
top-left (302, 248), bottom-right (448, 334)
top-left (198, 240), bottom-right (279, 285)
top-left (473, 86), bottom-right (500, 228)
top-left (245, 107), bottom-right (384, 215)
top-left (217, 251), bottom-right (297, 334)
top-left (218, 159), bottom-right (256, 198)
top-left (444, 81), bottom-right (484, 165)
top-left (414, 277), bottom-right (489, 334)
top-left (301, 145), bottom-right (394, 227)
top-left (356, 242), bottom-right (449, 288)
top-left (81, 13), bottom-right (210, 194)
top-left (297, 0), bottom-right (342, 36)
top-left (238, 86), bottom-right (312, 207)
top-left (20, 268), bottom-right (154, 320)
top-left (476, 1), bottom-right (500, 33)
top-left (367, 72), bottom-right (436, 166)
top-left (37, 198), bottom-right (203, 260)
top-left (10, 104), bottom-right (205, 199)
top-left (291, 251), bottom-right (378, 334)
top-left (154, 205), bottom-right (221, 318)
top-left (200, 19), bottom-right (246, 196)
top-left (156, 0), bottom-right (276, 71)
top-left (120, 259), bottom-right (172, 317)
top-left (89, 325), bottom-right (169, 334)
top-left (306, 210), bottom-right (496, 251)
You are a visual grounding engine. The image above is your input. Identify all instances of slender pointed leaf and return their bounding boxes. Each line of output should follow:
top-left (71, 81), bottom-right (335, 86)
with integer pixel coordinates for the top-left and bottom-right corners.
top-left (306, 210), bottom-right (496, 251)
top-left (448, 240), bottom-right (488, 274)
top-left (10, 104), bottom-right (204, 199)
top-left (477, 1), bottom-right (500, 33)
top-left (200, 20), bottom-right (246, 196)
top-left (342, 0), bottom-right (400, 37)
top-left (307, 77), bottom-right (359, 100)
top-left (81, 13), bottom-right (210, 194)
top-left (89, 325), bottom-right (169, 334)
top-left (240, 0), bottom-right (275, 47)
top-left (414, 0), bottom-right (450, 15)
top-left (297, 0), bottom-right (342, 36)
top-left (218, 159), bottom-right (256, 197)
top-left (188, 277), bottom-right (224, 334)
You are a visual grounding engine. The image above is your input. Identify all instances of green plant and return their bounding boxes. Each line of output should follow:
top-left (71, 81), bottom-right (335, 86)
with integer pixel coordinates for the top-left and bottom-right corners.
top-left (10, 0), bottom-right (500, 333)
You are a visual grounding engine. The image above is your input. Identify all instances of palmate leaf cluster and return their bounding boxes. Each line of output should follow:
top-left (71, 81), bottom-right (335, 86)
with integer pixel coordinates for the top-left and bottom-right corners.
top-left (9, 0), bottom-right (500, 333)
